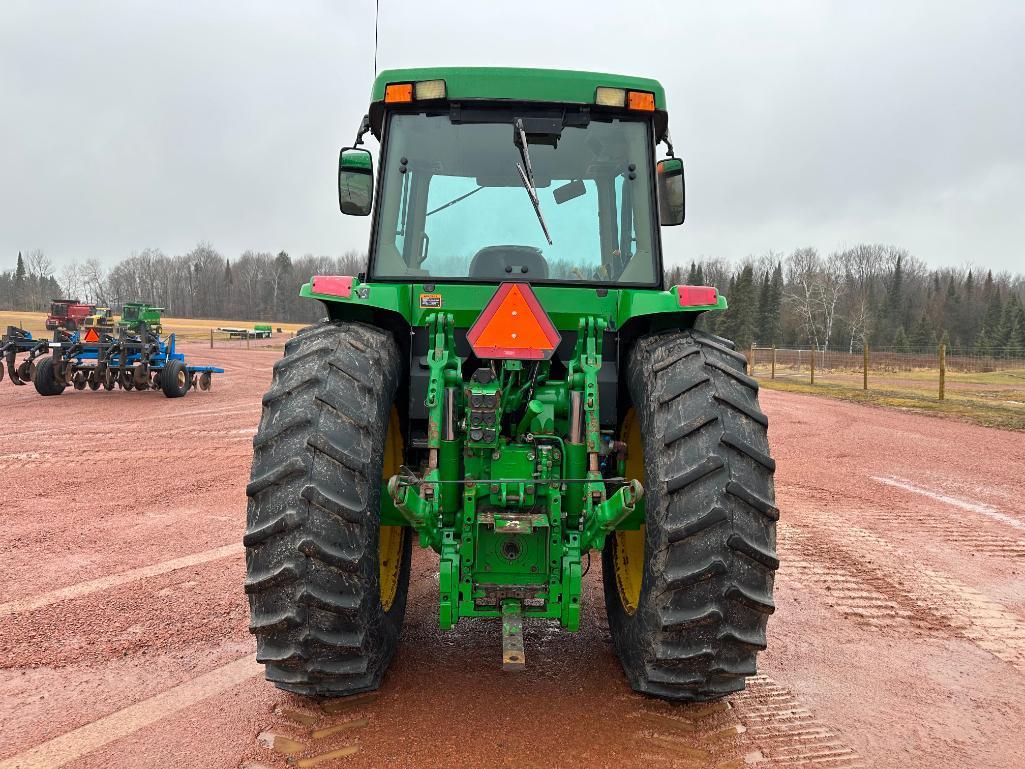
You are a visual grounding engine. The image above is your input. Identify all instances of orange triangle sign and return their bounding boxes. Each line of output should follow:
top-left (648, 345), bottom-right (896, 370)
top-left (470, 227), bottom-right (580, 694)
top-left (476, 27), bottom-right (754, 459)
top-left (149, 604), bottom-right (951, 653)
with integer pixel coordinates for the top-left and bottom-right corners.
top-left (467, 283), bottom-right (561, 360)
top-left (83, 328), bottom-right (100, 342)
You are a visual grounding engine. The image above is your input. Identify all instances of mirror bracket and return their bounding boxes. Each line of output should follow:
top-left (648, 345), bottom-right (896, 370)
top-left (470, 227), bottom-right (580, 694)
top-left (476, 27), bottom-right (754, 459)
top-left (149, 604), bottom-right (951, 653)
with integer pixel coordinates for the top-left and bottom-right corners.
top-left (354, 114), bottom-right (371, 147)
top-left (662, 129), bottom-right (676, 158)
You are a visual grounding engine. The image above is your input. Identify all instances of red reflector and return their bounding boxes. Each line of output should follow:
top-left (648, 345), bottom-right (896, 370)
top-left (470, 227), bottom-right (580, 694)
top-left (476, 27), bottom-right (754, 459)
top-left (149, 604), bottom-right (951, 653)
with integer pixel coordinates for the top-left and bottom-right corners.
top-left (312, 275), bottom-right (354, 298)
top-left (467, 283), bottom-right (561, 360)
top-left (676, 285), bottom-right (719, 307)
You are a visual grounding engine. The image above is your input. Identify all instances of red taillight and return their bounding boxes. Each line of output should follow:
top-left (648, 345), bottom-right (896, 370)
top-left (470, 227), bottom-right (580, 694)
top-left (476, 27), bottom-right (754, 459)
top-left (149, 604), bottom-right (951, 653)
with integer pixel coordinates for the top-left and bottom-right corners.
top-left (312, 275), bottom-right (354, 298)
top-left (676, 285), bottom-right (718, 307)
top-left (467, 283), bottom-right (561, 360)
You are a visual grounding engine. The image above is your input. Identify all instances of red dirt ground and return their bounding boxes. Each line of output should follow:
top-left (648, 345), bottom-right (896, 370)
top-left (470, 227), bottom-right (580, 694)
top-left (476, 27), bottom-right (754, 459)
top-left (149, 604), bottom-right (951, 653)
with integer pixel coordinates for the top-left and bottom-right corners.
top-left (2, 342), bottom-right (1024, 769)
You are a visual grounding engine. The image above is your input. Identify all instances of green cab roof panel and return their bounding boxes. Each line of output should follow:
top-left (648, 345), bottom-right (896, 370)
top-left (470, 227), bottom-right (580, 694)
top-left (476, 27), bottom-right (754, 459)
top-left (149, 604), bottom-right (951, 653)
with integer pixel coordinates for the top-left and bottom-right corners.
top-left (371, 67), bottom-right (666, 111)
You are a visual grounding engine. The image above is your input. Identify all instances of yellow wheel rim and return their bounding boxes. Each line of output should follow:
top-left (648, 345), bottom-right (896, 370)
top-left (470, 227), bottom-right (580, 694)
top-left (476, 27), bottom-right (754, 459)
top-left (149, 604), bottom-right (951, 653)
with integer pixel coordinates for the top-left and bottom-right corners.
top-left (613, 408), bottom-right (645, 615)
top-left (379, 407), bottom-right (404, 611)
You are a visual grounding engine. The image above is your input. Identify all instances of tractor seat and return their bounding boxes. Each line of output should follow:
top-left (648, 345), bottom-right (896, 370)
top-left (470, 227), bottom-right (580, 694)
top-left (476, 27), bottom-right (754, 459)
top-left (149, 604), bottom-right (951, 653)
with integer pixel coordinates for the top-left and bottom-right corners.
top-left (468, 246), bottom-right (549, 280)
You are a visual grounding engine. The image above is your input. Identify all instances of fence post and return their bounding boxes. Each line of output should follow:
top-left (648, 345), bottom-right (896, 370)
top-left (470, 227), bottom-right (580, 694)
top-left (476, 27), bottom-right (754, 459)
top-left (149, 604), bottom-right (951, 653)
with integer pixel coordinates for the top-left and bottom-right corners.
top-left (246, 333), bottom-right (250, 351)
top-left (938, 343), bottom-right (946, 401)
top-left (810, 347), bottom-right (815, 385)
top-left (747, 345), bottom-right (754, 376)
top-left (771, 346), bottom-right (776, 380)
top-left (863, 343), bottom-right (869, 390)
top-left (210, 328), bottom-right (213, 349)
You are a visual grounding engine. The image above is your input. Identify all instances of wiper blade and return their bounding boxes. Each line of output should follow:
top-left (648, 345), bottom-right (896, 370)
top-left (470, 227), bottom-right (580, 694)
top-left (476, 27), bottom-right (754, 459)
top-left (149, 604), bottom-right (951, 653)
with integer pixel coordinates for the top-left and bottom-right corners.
top-left (514, 118), bottom-right (553, 246)
top-left (516, 163), bottom-right (552, 245)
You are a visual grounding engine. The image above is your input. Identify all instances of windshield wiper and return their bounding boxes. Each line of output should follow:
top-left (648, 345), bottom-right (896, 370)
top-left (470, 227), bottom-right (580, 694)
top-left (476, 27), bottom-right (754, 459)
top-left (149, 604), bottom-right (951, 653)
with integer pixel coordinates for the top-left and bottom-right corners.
top-left (514, 118), bottom-right (553, 245)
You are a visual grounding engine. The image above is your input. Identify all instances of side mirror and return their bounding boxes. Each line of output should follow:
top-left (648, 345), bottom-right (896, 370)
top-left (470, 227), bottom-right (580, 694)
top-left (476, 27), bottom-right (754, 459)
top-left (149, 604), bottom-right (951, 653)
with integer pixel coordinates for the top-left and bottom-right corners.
top-left (338, 147), bottom-right (374, 216)
top-left (656, 158), bottom-right (685, 226)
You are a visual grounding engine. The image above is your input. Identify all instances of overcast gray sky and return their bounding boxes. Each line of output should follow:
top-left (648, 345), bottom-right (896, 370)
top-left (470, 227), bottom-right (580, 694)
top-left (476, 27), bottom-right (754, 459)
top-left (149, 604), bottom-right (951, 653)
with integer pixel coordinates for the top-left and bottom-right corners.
top-left (1, 0), bottom-right (1023, 272)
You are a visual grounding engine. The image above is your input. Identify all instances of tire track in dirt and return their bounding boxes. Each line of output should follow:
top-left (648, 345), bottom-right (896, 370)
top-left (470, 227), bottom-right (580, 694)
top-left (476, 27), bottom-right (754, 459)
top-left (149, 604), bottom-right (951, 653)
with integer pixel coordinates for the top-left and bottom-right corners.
top-left (243, 677), bottom-right (864, 769)
top-left (778, 524), bottom-right (939, 632)
top-left (861, 476), bottom-right (1025, 559)
top-left (870, 508), bottom-right (1025, 559)
top-left (774, 529), bottom-right (943, 635)
top-left (731, 676), bottom-right (867, 768)
top-left (793, 514), bottom-right (1025, 673)
top-left (0, 656), bottom-right (260, 769)
top-left (0, 406), bottom-right (259, 441)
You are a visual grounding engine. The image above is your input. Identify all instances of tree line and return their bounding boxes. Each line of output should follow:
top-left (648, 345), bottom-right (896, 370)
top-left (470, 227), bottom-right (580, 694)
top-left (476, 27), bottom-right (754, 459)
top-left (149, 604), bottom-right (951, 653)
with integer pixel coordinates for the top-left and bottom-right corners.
top-left (2, 243), bottom-right (1024, 356)
top-left (0, 246), bottom-right (364, 326)
top-left (672, 245), bottom-right (1025, 356)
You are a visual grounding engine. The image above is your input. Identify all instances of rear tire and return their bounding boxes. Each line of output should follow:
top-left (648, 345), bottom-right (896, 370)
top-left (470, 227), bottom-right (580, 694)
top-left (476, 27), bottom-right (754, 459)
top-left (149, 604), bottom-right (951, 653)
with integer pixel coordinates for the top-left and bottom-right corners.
top-left (245, 320), bottom-right (412, 697)
top-left (602, 329), bottom-right (778, 701)
top-left (33, 358), bottom-right (66, 396)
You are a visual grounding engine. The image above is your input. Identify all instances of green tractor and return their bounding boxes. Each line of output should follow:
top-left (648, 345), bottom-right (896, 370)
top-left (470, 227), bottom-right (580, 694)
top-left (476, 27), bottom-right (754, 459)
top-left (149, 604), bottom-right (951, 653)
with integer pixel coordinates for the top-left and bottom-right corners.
top-left (245, 67), bottom-right (777, 702)
top-left (117, 303), bottom-right (164, 335)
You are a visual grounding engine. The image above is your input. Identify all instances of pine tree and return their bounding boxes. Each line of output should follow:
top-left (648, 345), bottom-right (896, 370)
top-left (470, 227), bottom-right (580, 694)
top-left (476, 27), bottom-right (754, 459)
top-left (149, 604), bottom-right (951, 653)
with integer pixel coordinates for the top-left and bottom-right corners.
top-left (224, 258), bottom-right (233, 285)
top-left (755, 270), bottom-right (772, 343)
top-left (768, 261), bottom-right (783, 345)
top-left (999, 295), bottom-right (1024, 358)
top-left (885, 254), bottom-right (904, 333)
top-left (892, 325), bottom-right (911, 353)
top-left (1017, 301), bottom-right (1025, 355)
top-left (729, 265), bottom-right (758, 350)
top-left (1003, 311), bottom-right (1023, 358)
top-left (13, 252), bottom-right (26, 309)
top-left (686, 261), bottom-right (698, 285)
top-left (694, 264), bottom-right (704, 286)
top-left (715, 274), bottom-right (738, 340)
top-left (910, 311), bottom-right (936, 349)
top-left (975, 324), bottom-right (993, 356)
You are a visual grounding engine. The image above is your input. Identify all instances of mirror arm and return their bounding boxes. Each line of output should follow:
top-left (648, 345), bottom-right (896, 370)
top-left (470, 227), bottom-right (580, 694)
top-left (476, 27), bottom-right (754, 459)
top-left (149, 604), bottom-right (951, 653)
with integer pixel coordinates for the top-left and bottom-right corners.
top-left (354, 114), bottom-right (372, 146)
top-left (662, 129), bottom-right (675, 158)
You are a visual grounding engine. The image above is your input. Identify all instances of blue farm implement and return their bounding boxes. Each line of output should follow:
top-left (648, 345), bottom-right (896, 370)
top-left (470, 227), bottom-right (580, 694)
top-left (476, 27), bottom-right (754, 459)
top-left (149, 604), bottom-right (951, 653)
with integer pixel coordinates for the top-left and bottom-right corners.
top-left (1, 324), bottom-right (223, 398)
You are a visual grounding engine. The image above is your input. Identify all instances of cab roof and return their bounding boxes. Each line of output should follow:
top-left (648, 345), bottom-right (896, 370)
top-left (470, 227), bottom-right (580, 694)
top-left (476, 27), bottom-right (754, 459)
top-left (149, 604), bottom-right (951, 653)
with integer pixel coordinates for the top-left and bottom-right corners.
top-left (371, 66), bottom-right (666, 110)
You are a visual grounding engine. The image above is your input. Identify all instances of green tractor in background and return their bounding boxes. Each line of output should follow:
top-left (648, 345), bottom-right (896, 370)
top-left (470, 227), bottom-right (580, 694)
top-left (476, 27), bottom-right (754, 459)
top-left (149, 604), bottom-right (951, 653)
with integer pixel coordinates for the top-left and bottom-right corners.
top-left (117, 302), bottom-right (164, 335)
top-left (245, 67), bottom-right (777, 702)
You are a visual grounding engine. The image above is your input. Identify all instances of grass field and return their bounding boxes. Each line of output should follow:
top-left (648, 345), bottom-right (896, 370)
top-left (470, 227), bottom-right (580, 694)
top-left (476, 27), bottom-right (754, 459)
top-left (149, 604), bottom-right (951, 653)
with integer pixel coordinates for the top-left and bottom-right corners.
top-left (760, 373), bottom-right (1025, 432)
top-left (0, 310), bottom-right (306, 340)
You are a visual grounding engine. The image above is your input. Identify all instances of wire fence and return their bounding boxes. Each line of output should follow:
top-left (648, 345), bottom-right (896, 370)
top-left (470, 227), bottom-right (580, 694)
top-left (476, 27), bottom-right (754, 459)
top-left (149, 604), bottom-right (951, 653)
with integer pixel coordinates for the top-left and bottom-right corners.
top-left (207, 328), bottom-right (296, 350)
top-left (749, 345), bottom-right (1025, 412)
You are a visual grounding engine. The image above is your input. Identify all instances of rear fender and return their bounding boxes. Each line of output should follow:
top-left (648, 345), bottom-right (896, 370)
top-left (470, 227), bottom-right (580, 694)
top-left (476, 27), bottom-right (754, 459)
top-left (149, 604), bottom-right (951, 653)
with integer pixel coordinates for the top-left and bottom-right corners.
top-left (301, 275), bottom-right (413, 428)
top-left (616, 284), bottom-right (725, 344)
top-left (302, 276), bottom-right (412, 333)
top-left (615, 285), bottom-right (727, 424)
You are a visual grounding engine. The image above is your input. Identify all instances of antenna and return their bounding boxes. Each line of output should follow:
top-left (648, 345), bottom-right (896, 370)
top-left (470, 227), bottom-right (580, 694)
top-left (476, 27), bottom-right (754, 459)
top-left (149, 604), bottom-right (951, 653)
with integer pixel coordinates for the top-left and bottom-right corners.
top-left (374, 0), bottom-right (380, 76)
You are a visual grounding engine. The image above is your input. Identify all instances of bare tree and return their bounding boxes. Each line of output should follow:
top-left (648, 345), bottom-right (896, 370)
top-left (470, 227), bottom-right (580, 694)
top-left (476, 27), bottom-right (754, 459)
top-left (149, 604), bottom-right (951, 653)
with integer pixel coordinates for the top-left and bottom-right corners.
top-left (784, 247), bottom-right (824, 349)
top-left (81, 258), bottom-right (108, 304)
top-left (59, 261), bottom-right (81, 300)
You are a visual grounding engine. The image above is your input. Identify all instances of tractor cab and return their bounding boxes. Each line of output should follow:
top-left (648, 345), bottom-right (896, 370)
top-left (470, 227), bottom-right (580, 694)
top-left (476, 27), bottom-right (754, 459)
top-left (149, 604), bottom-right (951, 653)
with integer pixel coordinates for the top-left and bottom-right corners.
top-left (338, 69), bottom-right (683, 290)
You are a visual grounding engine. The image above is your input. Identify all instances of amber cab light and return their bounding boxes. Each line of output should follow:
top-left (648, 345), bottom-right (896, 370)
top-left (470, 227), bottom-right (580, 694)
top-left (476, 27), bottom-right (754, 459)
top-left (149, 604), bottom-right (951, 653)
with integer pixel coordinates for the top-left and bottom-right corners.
top-left (627, 90), bottom-right (655, 112)
top-left (384, 83), bottom-right (414, 103)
